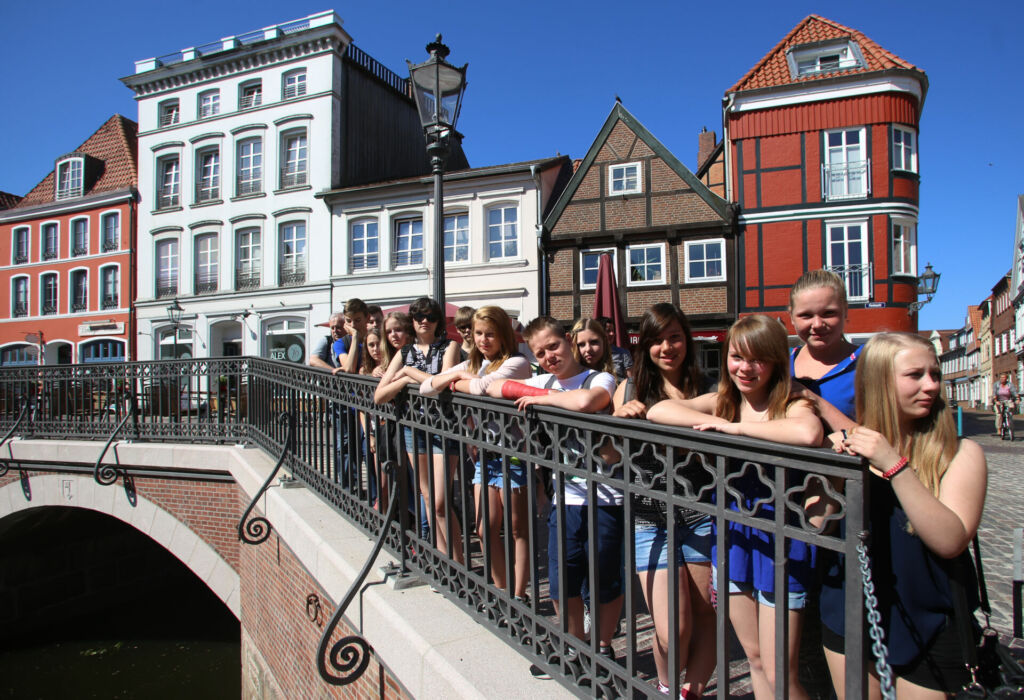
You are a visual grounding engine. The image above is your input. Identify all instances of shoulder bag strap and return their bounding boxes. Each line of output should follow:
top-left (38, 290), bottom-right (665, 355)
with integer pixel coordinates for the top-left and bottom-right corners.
top-left (971, 535), bottom-right (992, 619)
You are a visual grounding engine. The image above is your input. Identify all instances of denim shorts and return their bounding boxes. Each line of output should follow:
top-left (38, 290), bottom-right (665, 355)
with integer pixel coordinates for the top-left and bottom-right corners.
top-left (402, 426), bottom-right (457, 455)
top-left (548, 504), bottom-right (624, 604)
top-left (711, 565), bottom-right (808, 610)
top-left (472, 457), bottom-right (527, 489)
top-left (634, 515), bottom-right (712, 572)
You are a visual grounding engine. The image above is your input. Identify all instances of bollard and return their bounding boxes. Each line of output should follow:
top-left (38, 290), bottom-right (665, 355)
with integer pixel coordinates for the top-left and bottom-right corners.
top-left (956, 404), bottom-right (963, 437)
top-left (1014, 527), bottom-right (1022, 639)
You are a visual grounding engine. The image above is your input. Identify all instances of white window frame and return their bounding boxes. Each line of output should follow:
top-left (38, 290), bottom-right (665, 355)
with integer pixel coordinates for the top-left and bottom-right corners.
top-left (580, 248), bottom-right (615, 290)
top-left (155, 238), bottom-right (179, 298)
top-left (443, 211), bottom-right (469, 264)
top-left (99, 264), bottom-right (119, 309)
top-left (40, 272), bottom-right (58, 316)
top-left (12, 227), bottom-right (29, 264)
top-left (239, 80), bottom-right (262, 110)
top-left (158, 99), bottom-right (180, 128)
top-left (41, 222), bottom-right (58, 260)
top-left (626, 242), bottom-right (667, 287)
top-left (236, 137), bottom-right (262, 196)
top-left (608, 162), bottom-right (642, 196)
top-left (56, 157), bottom-right (84, 199)
top-left (823, 127), bottom-right (869, 201)
top-left (101, 212), bottom-right (120, 251)
top-left (11, 276), bottom-right (29, 317)
top-left (282, 69), bottom-right (307, 100)
top-left (194, 233), bottom-right (219, 294)
top-left (350, 219), bottom-right (380, 272)
top-left (486, 205), bottom-right (519, 261)
top-left (788, 41), bottom-right (863, 77)
top-left (892, 126), bottom-right (917, 173)
top-left (157, 155), bottom-right (181, 209)
top-left (195, 147), bottom-right (221, 203)
top-left (70, 217), bottom-right (89, 256)
top-left (891, 218), bottom-right (917, 278)
top-left (265, 317), bottom-right (307, 363)
top-left (278, 222), bottom-right (307, 284)
top-left (393, 218), bottom-right (424, 269)
top-left (198, 90), bottom-right (220, 119)
top-left (69, 268), bottom-right (89, 312)
top-left (825, 219), bottom-right (871, 302)
top-left (235, 228), bottom-right (262, 288)
top-left (280, 129), bottom-right (308, 188)
top-left (684, 238), bottom-right (727, 283)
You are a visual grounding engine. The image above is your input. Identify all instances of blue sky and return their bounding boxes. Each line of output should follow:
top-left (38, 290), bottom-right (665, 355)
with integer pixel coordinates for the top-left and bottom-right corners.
top-left (2, 0), bottom-right (1020, 331)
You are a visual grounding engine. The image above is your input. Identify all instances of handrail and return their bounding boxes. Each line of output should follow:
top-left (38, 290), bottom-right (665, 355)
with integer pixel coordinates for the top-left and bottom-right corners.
top-left (0, 397), bottom-right (30, 477)
top-left (238, 412), bottom-right (295, 545)
top-left (92, 402), bottom-right (136, 485)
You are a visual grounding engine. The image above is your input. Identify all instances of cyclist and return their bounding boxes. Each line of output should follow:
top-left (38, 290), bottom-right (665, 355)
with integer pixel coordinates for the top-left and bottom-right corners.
top-left (992, 372), bottom-right (1018, 437)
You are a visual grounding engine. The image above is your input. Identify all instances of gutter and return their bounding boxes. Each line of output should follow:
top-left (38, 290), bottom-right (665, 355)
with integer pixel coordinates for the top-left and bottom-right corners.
top-left (531, 164), bottom-right (547, 317)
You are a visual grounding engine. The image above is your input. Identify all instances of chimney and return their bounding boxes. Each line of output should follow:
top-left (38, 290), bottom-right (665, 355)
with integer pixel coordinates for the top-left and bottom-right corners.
top-left (697, 127), bottom-right (717, 169)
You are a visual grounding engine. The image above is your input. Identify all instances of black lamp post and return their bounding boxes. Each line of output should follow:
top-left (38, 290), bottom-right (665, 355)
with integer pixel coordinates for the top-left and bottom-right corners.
top-left (166, 298), bottom-right (184, 330)
top-left (407, 34), bottom-right (467, 309)
top-left (909, 262), bottom-right (941, 314)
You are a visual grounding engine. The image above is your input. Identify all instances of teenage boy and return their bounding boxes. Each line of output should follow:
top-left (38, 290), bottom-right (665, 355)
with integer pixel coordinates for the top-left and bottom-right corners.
top-left (454, 305), bottom-right (476, 361)
top-left (487, 316), bottom-right (622, 658)
top-left (367, 304), bottom-right (384, 334)
top-left (334, 299), bottom-right (369, 373)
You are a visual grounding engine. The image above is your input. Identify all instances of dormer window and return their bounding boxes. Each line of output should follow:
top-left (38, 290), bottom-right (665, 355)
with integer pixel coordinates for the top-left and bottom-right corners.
top-left (239, 81), bottom-right (262, 110)
top-left (159, 99), bottom-right (180, 127)
top-left (56, 157), bottom-right (84, 199)
top-left (788, 40), bottom-right (863, 78)
top-left (608, 162), bottom-right (642, 196)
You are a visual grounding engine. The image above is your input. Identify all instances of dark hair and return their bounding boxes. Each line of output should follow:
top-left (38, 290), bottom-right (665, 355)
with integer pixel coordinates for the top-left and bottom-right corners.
top-left (366, 304), bottom-right (382, 317)
top-left (408, 297), bottom-right (445, 339)
top-left (522, 315), bottom-right (566, 343)
top-left (633, 303), bottom-right (701, 405)
top-left (454, 306), bottom-right (476, 329)
top-left (344, 298), bottom-right (369, 316)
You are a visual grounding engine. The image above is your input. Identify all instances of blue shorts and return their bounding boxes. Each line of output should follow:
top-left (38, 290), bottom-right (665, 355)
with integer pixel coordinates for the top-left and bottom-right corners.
top-left (711, 565), bottom-right (808, 610)
top-left (472, 457), bottom-right (527, 489)
top-left (548, 504), bottom-right (624, 604)
top-left (634, 515), bottom-right (712, 572)
top-left (402, 426), bottom-right (457, 455)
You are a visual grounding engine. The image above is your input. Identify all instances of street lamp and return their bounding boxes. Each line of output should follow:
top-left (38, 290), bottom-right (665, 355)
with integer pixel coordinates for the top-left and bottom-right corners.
top-left (908, 262), bottom-right (941, 314)
top-left (166, 298), bottom-right (183, 329)
top-left (407, 34), bottom-right (467, 309)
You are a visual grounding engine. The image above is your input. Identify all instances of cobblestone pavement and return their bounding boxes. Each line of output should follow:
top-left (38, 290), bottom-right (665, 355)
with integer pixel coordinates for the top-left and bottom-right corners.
top-left (958, 407), bottom-right (1024, 650)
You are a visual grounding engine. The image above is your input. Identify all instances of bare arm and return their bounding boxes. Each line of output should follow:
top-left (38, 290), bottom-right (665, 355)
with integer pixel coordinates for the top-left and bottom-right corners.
top-left (308, 355), bottom-right (334, 371)
top-left (791, 380), bottom-right (856, 433)
top-left (611, 379), bottom-right (646, 419)
top-left (646, 393), bottom-right (723, 427)
top-left (420, 362), bottom-right (471, 397)
top-left (695, 399), bottom-right (824, 447)
top-left (373, 352), bottom-right (416, 404)
top-left (440, 340), bottom-right (461, 372)
top-left (338, 334), bottom-right (361, 374)
top-left (514, 386), bottom-right (611, 413)
top-left (458, 356), bottom-right (532, 395)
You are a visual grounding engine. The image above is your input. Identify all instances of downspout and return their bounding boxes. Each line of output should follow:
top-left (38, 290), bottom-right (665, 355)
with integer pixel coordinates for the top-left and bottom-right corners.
top-left (722, 93), bottom-right (739, 321)
top-left (128, 192), bottom-right (137, 361)
top-left (531, 164), bottom-right (547, 317)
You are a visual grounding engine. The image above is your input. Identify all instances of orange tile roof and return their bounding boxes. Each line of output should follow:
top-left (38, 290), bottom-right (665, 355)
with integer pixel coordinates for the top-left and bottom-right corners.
top-left (728, 15), bottom-right (919, 94)
top-left (15, 114), bottom-right (138, 209)
top-left (0, 191), bottom-right (22, 210)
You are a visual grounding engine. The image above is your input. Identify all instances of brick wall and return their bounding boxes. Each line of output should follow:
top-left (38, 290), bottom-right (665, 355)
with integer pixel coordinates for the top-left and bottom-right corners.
top-left (679, 286), bottom-right (727, 316)
top-left (651, 192), bottom-right (716, 227)
top-left (626, 288), bottom-right (673, 316)
top-left (548, 294), bottom-right (574, 321)
top-left (549, 249), bottom-right (575, 292)
top-left (551, 201), bottom-right (601, 236)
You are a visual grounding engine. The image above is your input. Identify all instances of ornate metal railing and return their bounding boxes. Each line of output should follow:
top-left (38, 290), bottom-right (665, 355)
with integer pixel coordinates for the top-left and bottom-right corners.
top-left (0, 358), bottom-right (869, 698)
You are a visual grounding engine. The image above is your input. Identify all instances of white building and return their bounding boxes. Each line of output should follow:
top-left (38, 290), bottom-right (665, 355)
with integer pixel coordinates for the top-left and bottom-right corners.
top-left (1013, 195), bottom-right (1024, 392)
top-left (321, 157), bottom-right (571, 322)
top-left (121, 11), bottom-right (433, 361)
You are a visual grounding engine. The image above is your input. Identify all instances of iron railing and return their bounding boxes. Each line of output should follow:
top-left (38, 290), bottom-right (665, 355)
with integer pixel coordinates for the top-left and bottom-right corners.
top-left (827, 262), bottom-right (873, 303)
top-left (235, 270), bottom-right (261, 290)
top-left (157, 187), bottom-right (180, 209)
top-left (280, 169), bottom-right (308, 188)
top-left (194, 272), bottom-right (218, 295)
top-left (821, 159), bottom-right (871, 201)
top-left (0, 358), bottom-right (869, 698)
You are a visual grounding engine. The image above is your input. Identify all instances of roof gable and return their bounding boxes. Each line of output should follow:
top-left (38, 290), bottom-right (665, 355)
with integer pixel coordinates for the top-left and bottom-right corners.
top-left (15, 114), bottom-right (138, 209)
top-left (544, 101), bottom-right (732, 231)
top-left (728, 14), bottom-right (919, 94)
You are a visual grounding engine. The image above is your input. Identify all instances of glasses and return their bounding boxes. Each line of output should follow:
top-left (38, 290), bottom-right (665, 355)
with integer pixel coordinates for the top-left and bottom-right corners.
top-left (412, 313), bottom-right (439, 323)
top-left (457, 325), bottom-right (471, 333)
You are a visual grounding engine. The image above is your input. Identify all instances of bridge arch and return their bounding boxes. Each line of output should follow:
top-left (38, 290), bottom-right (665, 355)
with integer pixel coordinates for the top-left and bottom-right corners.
top-left (0, 473), bottom-right (240, 618)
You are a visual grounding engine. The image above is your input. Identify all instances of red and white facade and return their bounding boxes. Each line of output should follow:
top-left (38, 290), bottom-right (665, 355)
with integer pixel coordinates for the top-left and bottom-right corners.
top-left (0, 116), bottom-right (138, 365)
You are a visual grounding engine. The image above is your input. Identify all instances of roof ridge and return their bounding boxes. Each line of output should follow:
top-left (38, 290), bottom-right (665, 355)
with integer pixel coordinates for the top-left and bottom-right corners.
top-left (727, 15), bottom-right (815, 95)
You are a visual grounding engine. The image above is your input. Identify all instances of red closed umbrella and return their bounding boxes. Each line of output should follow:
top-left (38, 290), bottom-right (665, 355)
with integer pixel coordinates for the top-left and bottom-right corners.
top-left (592, 253), bottom-right (627, 347)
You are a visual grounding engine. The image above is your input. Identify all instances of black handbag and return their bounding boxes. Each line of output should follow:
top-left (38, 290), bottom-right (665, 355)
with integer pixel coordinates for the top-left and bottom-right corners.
top-left (951, 536), bottom-right (1024, 699)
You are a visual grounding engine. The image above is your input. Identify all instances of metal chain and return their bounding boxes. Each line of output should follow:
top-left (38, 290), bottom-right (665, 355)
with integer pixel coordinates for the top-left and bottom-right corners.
top-left (857, 531), bottom-right (896, 700)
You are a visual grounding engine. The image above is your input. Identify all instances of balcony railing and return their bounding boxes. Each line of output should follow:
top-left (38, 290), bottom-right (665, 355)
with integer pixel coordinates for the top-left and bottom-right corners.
top-left (235, 270), bottom-right (261, 290)
top-left (42, 249), bottom-right (57, 260)
top-left (155, 282), bottom-right (177, 299)
top-left (13, 253), bottom-right (27, 264)
top-left (194, 272), bottom-right (218, 295)
top-left (42, 302), bottom-right (57, 316)
top-left (236, 179), bottom-right (262, 196)
top-left (102, 238), bottom-right (119, 252)
top-left (159, 110), bottom-right (179, 128)
top-left (280, 169), bottom-right (307, 188)
top-left (101, 296), bottom-right (119, 310)
top-left (821, 159), bottom-right (871, 201)
top-left (0, 358), bottom-right (871, 698)
top-left (278, 263), bottom-right (306, 287)
top-left (71, 298), bottom-right (88, 312)
top-left (12, 302), bottom-right (27, 317)
top-left (72, 245), bottom-right (88, 257)
top-left (239, 93), bottom-right (262, 110)
top-left (157, 188), bottom-right (180, 209)
top-left (827, 262), bottom-right (873, 302)
top-left (195, 185), bottom-right (220, 203)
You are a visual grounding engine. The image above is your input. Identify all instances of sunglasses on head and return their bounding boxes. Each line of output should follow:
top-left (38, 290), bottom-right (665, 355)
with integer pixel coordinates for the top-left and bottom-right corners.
top-left (457, 325), bottom-right (471, 332)
top-left (412, 313), bottom-right (439, 323)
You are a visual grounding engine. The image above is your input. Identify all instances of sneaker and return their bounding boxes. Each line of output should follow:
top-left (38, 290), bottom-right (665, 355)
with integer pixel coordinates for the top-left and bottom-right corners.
top-left (513, 593), bottom-right (530, 606)
top-left (598, 645), bottom-right (615, 662)
top-left (582, 603), bottom-right (591, 636)
top-left (529, 663), bottom-right (551, 680)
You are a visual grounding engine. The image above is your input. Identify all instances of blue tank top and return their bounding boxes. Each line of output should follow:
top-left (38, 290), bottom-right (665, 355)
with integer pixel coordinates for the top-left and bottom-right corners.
top-left (789, 344), bottom-right (861, 420)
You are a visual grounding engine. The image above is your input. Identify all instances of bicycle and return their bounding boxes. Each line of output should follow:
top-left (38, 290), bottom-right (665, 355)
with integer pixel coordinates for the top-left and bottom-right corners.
top-left (997, 400), bottom-right (1017, 441)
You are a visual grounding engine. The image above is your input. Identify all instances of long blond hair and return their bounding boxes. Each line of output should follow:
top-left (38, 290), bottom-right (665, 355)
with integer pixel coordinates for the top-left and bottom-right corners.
top-left (570, 317), bottom-right (614, 374)
top-left (381, 312), bottom-right (413, 367)
top-left (466, 306), bottom-right (517, 374)
top-left (855, 332), bottom-right (958, 495)
top-left (716, 315), bottom-right (793, 422)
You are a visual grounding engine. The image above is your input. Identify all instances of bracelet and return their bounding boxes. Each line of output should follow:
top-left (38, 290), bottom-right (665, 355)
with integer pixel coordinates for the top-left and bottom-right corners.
top-left (500, 381), bottom-right (551, 400)
top-left (882, 456), bottom-right (910, 479)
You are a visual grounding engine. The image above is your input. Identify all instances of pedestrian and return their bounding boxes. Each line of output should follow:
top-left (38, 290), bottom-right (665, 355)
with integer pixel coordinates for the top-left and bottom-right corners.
top-left (334, 298), bottom-right (369, 374)
top-left (600, 315), bottom-right (634, 380)
top-left (454, 305), bottom-right (476, 361)
top-left (992, 372), bottom-right (1019, 436)
top-left (571, 317), bottom-right (615, 375)
top-left (367, 304), bottom-right (384, 334)
top-left (308, 312), bottom-right (345, 372)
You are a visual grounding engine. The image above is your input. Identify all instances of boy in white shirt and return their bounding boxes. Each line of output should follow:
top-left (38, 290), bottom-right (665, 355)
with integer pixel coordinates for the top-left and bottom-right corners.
top-left (488, 316), bottom-right (622, 659)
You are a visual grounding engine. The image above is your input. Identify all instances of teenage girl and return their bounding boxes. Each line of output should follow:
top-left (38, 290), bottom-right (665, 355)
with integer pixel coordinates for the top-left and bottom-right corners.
top-left (830, 333), bottom-right (987, 698)
top-left (374, 297), bottom-right (462, 562)
top-left (611, 303), bottom-right (715, 697)
top-left (647, 314), bottom-right (823, 700)
top-left (571, 317), bottom-right (615, 375)
top-left (360, 328), bottom-right (384, 378)
top-left (422, 306), bottom-right (533, 598)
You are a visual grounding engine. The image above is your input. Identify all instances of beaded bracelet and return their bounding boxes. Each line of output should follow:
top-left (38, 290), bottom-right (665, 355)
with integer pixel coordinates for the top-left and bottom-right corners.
top-left (882, 456), bottom-right (910, 479)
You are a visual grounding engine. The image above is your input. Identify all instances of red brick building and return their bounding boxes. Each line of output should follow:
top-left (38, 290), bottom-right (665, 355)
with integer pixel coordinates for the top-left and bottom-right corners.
top-left (0, 115), bottom-right (138, 365)
top-left (542, 101), bottom-right (737, 368)
top-left (991, 272), bottom-right (1016, 384)
top-left (722, 15), bottom-right (928, 337)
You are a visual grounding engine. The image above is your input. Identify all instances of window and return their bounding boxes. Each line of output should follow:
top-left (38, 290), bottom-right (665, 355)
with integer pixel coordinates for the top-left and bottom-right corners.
top-left (280, 130), bottom-right (308, 188)
top-left (56, 158), bottom-right (84, 199)
top-left (282, 69), bottom-right (307, 99)
top-left (101, 213), bottom-right (119, 251)
top-left (487, 206), bottom-right (518, 260)
top-left (580, 248), bottom-right (615, 290)
top-left (12, 227), bottom-right (28, 264)
top-left (198, 90), bottom-right (220, 119)
top-left (41, 273), bottom-right (58, 315)
top-left (444, 213), bottom-right (469, 263)
top-left (0, 345), bottom-right (38, 367)
top-left (394, 219), bottom-right (423, 267)
top-left (627, 243), bottom-right (665, 285)
top-left (790, 41), bottom-right (862, 77)
top-left (71, 218), bottom-right (88, 256)
top-left (236, 229), bottom-right (261, 289)
top-left (279, 222), bottom-right (306, 286)
top-left (195, 148), bottom-right (220, 203)
top-left (100, 266), bottom-right (119, 308)
top-left (609, 162), bottom-right (642, 195)
top-left (70, 270), bottom-right (88, 312)
top-left (826, 221), bottom-right (871, 301)
top-left (12, 278), bottom-right (28, 317)
top-left (266, 319), bottom-right (306, 363)
top-left (194, 234), bottom-right (218, 294)
top-left (239, 81), bottom-right (262, 110)
top-left (351, 220), bottom-right (379, 271)
top-left (159, 327), bottom-right (193, 360)
top-left (236, 138), bottom-right (262, 195)
top-left (698, 344), bottom-right (721, 383)
top-left (159, 99), bottom-right (180, 127)
top-left (157, 156), bottom-right (180, 209)
top-left (685, 238), bottom-right (726, 283)
top-left (823, 128), bottom-right (869, 200)
top-left (892, 126), bottom-right (917, 173)
top-left (155, 239), bottom-right (178, 298)
top-left (42, 223), bottom-right (58, 259)
top-left (81, 339), bottom-right (125, 363)
top-left (891, 220), bottom-right (916, 277)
